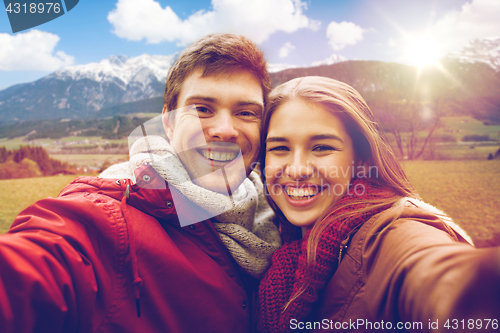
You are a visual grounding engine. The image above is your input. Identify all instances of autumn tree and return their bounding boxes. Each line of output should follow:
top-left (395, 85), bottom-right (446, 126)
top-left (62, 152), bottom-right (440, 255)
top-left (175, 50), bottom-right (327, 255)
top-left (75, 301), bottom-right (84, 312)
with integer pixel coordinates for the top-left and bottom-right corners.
top-left (0, 158), bottom-right (42, 179)
top-left (0, 145), bottom-right (67, 178)
top-left (370, 63), bottom-right (461, 160)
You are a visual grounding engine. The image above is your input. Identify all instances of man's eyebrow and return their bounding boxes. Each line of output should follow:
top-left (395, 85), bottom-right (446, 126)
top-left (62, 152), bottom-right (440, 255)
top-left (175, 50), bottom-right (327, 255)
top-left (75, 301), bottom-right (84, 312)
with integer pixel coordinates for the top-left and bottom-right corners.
top-left (236, 101), bottom-right (264, 110)
top-left (184, 95), bottom-right (263, 110)
top-left (184, 95), bottom-right (217, 103)
top-left (311, 134), bottom-right (344, 143)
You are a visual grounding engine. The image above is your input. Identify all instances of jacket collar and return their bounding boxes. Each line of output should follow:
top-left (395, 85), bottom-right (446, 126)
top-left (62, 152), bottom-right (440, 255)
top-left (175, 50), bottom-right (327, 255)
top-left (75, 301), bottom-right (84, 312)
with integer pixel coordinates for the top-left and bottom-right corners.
top-left (129, 164), bottom-right (210, 225)
top-left (61, 164), bottom-right (201, 225)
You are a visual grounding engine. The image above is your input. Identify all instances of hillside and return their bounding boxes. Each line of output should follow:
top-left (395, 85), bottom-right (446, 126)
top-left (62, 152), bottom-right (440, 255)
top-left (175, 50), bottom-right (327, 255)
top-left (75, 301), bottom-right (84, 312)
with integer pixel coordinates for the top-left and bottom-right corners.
top-left (0, 115), bottom-right (156, 141)
top-left (0, 37), bottom-right (499, 132)
top-left (271, 60), bottom-right (500, 122)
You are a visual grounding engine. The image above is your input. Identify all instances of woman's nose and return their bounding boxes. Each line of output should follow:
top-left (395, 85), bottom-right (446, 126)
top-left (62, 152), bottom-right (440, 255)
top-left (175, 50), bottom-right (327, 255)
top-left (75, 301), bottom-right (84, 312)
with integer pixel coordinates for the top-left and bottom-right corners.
top-left (285, 153), bottom-right (313, 180)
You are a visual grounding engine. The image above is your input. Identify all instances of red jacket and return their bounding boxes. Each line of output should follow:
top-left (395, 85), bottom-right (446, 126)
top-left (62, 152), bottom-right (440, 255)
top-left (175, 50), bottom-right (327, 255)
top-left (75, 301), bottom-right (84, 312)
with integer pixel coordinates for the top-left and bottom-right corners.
top-left (0, 164), bottom-right (254, 332)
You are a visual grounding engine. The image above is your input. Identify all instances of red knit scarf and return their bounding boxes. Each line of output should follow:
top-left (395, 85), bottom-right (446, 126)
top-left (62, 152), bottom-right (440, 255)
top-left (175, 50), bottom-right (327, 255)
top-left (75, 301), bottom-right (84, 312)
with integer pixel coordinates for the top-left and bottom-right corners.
top-left (257, 178), bottom-right (396, 333)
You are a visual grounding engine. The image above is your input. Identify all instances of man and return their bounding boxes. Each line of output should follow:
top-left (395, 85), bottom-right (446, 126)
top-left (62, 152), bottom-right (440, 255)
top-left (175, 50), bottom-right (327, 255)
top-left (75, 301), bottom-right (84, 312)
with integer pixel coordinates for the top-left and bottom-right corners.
top-left (0, 33), bottom-right (280, 333)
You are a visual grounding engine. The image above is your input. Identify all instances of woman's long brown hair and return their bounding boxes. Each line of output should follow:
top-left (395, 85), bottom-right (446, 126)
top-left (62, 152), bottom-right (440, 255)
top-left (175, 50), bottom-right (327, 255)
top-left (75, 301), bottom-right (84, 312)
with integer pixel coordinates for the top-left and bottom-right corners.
top-left (259, 76), bottom-right (420, 309)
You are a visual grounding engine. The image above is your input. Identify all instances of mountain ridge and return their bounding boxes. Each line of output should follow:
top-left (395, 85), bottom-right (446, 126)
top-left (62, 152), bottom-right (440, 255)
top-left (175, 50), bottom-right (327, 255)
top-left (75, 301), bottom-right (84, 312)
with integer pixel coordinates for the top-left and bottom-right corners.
top-left (0, 37), bottom-right (499, 126)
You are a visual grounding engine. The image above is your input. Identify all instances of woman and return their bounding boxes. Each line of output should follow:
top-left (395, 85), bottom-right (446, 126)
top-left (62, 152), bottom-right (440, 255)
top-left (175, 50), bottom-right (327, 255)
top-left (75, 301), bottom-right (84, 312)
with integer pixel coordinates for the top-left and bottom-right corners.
top-left (257, 77), bottom-right (500, 332)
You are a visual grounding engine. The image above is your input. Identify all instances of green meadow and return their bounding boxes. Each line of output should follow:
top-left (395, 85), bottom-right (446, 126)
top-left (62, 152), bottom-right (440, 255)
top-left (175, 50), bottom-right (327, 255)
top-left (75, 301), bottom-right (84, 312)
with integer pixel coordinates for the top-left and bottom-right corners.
top-left (0, 160), bottom-right (499, 248)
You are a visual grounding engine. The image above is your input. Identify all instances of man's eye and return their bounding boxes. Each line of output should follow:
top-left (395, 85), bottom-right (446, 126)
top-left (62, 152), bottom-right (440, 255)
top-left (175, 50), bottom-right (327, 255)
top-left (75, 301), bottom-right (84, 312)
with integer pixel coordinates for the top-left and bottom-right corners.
top-left (239, 111), bottom-right (255, 117)
top-left (196, 106), bottom-right (211, 114)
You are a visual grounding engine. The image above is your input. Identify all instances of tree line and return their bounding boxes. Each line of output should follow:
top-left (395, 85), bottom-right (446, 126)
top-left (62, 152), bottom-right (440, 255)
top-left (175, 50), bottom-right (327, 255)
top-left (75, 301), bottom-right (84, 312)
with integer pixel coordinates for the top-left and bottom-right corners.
top-left (0, 145), bottom-right (68, 179)
top-left (0, 115), bottom-right (155, 141)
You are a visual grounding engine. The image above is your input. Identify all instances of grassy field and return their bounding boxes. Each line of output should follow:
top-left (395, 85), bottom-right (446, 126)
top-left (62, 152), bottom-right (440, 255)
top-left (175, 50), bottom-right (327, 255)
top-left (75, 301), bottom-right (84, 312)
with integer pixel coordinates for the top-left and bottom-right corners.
top-left (50, 154), bottom-right (128, 168)
top-left (425, 144), bottom-right (500, 160)
top-left (0, 136), bottom-right (128, 151)
top-left (438, 116), bottom-right (500, 141)
top-left (401, 160), bottom-right (500, 247)
top-left (0, 175), bottom-right (79, 233)
top-left (0, 160), bottom-right (499, 248)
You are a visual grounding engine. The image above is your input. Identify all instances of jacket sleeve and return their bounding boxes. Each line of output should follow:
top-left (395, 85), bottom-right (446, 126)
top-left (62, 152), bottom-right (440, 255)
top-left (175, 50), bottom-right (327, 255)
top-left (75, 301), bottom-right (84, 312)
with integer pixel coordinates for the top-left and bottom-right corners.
top-left (362, 212), bottom-right (500, 332)
top-left (0, 193), bottom-right (123, 333)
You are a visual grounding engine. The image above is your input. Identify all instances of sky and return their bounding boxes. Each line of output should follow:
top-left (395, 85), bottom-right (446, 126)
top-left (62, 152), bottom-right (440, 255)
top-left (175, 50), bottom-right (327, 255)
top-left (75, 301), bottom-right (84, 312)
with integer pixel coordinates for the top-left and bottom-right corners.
top-left (1, 0), bottom-right (499, 90)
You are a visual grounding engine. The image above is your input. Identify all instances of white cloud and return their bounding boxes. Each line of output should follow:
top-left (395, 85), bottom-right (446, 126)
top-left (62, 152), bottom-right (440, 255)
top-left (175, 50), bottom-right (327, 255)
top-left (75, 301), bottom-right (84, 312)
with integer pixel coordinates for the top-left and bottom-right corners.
top-left (326, 21), bottom-right (366, 51)
top-left (279, 42), bottom-right (296, 58)
top-left (0, 30), bottom-right (74, 71)
top-left (426, 0), bottom-right (500, 54)
top-left (108, 0), bottom-right (320, 45)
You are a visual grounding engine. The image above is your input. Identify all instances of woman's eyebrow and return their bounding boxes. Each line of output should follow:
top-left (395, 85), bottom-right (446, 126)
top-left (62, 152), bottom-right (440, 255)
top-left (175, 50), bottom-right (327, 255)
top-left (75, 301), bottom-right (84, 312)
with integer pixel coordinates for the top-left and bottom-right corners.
top-left (266, 137), bottom-right (288, 143)
top-left (266, 134), bottom-right (344, 143)
top-left (311, 134), bottom-right (344, 143)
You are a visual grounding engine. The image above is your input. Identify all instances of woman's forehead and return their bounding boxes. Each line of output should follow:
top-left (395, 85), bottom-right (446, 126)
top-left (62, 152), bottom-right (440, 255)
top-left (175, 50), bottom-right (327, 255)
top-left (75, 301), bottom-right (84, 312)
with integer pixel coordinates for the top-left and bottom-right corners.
top-left (267, 99), bottom-right (351, 141)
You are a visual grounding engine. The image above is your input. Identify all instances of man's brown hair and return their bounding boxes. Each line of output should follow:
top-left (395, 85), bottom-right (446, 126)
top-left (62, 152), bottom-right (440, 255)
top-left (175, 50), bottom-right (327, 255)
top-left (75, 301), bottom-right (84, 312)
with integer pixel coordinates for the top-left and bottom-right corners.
top-left (163, 33), bottom-right (271, 112)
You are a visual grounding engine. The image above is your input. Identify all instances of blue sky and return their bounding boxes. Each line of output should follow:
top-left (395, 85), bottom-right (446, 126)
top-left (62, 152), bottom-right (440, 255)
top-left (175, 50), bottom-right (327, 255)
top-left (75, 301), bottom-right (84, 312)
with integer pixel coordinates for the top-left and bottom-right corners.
top-left (1, 0), bottom-right (499, 90)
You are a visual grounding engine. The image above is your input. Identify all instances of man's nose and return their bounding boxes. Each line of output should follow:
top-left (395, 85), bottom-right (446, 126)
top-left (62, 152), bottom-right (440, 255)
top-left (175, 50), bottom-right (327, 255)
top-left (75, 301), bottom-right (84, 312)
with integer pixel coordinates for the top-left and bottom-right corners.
top-left (206, 111), bottom-right (239, 142)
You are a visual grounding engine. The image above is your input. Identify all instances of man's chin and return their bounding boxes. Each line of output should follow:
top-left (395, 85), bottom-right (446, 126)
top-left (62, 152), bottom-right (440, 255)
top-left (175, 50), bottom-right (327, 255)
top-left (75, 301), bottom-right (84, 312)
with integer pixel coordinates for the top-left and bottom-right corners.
top-left (192, 171), bottom-right (247, 195)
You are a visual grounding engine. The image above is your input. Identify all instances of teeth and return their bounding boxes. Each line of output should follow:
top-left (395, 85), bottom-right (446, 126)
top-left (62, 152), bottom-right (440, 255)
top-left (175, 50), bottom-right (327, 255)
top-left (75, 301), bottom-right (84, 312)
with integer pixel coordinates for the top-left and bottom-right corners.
top-left (285, 187), bottom-right (319, 199)
top-left (201, 150), bottom-right (237, 162)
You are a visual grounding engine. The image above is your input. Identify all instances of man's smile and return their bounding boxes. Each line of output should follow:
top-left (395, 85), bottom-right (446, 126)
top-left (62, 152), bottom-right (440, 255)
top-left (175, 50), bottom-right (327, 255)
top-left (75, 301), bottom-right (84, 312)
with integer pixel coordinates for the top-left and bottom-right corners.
top-left (196, 142), bottom-right (241, 163)
top-left (198, 149), bottom-right (239, 162)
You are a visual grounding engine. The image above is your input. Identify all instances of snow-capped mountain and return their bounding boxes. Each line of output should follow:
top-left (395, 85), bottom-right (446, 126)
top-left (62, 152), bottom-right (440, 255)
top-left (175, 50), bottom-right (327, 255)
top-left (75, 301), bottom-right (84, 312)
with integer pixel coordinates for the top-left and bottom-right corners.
top-left (51, 54), bottom-right (173, 96)
top-left (267, 63), bottom-right (298, 73)
top-left (446, 37), bottom-right (500, 72)
top-left (267, 54), bottom-right (347, 73)
top-left (0, 54), bottom-right (175, 123)
top-left (310, 54), bottom-right (348, 67)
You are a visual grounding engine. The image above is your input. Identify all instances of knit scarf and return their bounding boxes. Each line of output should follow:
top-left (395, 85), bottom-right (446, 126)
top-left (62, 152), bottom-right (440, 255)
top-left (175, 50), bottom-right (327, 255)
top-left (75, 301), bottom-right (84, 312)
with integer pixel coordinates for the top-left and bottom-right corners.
top-left (100, 135), bottom-right (281, 279)
top-left (257, 178), bottom-right (396, 333)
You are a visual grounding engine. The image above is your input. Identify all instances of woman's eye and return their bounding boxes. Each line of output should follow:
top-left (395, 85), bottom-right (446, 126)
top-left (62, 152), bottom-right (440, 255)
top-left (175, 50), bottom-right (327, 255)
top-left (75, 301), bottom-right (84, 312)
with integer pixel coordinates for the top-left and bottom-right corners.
top-left (268, 146), bottom-right (289, 152)
top-left (313, 145), bottom-right (335, 152)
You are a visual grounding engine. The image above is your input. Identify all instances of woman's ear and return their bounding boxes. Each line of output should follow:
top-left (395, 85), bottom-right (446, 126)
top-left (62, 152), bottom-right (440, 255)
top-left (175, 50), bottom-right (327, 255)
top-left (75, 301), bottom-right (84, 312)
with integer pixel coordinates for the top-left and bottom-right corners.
top-left (354, 158), bottom-right (368, 179)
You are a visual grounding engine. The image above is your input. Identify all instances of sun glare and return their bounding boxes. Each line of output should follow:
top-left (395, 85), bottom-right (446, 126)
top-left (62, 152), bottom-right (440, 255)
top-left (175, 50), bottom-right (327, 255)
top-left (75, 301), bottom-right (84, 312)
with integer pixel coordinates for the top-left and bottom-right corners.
top-left (405, 36), bottom-right (441, 68)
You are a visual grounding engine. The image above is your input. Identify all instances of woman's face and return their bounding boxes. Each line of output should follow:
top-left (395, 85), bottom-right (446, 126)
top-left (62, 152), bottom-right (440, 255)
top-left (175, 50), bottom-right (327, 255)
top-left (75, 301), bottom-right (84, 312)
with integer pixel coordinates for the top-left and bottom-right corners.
top-left (265, 98), bottom-right (358, 232)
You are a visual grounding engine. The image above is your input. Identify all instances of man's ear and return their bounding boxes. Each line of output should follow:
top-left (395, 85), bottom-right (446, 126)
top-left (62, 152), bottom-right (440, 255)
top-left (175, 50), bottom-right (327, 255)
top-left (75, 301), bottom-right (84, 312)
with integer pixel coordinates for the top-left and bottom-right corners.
top-left (162, 105), bottom-right (174, 143)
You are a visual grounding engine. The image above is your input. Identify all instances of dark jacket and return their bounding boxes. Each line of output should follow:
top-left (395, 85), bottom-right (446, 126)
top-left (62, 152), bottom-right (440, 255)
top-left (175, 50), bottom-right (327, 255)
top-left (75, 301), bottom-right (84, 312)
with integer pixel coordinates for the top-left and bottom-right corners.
top-left (307, 198), bottom-right (500, 332)
top-left (0, 164), bottom-right (254, 332)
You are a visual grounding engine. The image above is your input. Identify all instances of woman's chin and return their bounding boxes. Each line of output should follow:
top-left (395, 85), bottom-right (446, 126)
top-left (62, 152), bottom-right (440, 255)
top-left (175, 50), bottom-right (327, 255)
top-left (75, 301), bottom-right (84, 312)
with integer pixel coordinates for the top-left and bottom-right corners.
top-left (283, 213), bottom-right (316, 230)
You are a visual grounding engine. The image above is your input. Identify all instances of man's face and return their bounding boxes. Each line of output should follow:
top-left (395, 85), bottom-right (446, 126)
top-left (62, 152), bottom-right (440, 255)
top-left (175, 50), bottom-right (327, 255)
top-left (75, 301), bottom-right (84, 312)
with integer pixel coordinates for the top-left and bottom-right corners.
top-left (165, 68), bottom-right (263, 193)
